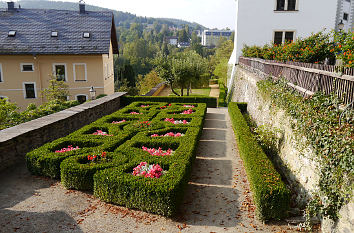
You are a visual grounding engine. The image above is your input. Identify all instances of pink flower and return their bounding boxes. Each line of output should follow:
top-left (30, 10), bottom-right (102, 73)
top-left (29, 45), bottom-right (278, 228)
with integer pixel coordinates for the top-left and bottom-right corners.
top-left (164, 118), bottom-right (189, 125)
top-left (142, 146), bottom-right (174, 156)
top-left (55, 145), bottom-right (80, 153)
top-left (183, 105), bottom-right (195, 108)
top-left (181, 109), bottom-right (194, 115)
top-left (130, 112), bottom-right (141, 115)
top-left (132, 162), bottom-right (165, 178)
top-left (92, 130), bottom-right (113, 136)
top-left (112, 120), bottom-right (126, 124)
top-left (141, 105), bottom-right (150, 108)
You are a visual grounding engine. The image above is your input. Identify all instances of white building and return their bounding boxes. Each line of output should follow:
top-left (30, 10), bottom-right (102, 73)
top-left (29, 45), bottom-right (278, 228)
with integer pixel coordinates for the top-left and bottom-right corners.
top-left (229, 0), bottom-right (354, 67)
top-left (201, 29), bottom-right (233, 47)
top-left (165, 36), bottom-right (178, 46)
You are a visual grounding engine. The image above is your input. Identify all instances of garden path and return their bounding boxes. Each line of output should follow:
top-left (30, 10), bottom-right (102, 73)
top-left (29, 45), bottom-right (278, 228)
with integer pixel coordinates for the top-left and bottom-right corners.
top-left (0, 108), bottom-right (298, 233)
top-left (209, 84), bottom-right (220, 98)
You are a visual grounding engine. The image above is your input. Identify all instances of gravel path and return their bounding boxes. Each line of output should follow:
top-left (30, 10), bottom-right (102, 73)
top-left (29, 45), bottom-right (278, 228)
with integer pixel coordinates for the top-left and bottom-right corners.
top-left (0, 108), bottom-right (298, 233)
top-left (209, 84), bottom-right (220, 98)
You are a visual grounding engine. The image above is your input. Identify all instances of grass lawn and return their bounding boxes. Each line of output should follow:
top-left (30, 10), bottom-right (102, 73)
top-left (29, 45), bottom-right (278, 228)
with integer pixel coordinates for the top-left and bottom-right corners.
top-left (169, 88), bottom-right (211, 97)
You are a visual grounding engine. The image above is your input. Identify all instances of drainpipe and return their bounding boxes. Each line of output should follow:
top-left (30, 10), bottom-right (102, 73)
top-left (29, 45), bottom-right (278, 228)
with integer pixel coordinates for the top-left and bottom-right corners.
top-left (34, 54), bottom-right (44, 104)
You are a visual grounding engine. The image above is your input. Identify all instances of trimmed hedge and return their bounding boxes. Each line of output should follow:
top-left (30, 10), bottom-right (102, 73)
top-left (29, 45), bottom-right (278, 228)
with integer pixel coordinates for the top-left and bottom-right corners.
top-left (218, 83), bottom-right (227, 107)
top-left (26, 101), bottom-right (206, 216)
top-left (228, 102), bottom-right (290, 220)
top-left (121, 96), bottom-right (217, 108)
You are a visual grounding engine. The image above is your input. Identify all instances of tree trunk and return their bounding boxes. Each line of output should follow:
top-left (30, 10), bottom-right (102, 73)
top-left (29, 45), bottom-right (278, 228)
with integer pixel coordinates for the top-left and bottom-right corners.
top-left (170, 82), bottom-right (180, 96)
top-left (180, 86), bottom-right (184, 96)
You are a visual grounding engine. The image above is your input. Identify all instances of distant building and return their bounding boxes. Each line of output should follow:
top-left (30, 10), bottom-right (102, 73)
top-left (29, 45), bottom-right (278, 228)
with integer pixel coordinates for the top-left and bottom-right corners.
top-left (165, 36), bottom-right (178, 46)
top-left (229, 0), bottom-right (354, 65)
top-left (177, 42), bottom-right (190, 48)
top-left (201, 30), bottom-right (233, 47)
top-left (0, 2), bottom-right (118, 109)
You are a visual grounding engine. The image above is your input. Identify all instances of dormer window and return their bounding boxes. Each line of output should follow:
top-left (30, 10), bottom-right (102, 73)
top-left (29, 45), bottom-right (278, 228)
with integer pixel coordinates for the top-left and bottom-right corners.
top-left (8, 30), bottom-right (16, 37)
top-left (51, 31), bottom-right (58, 37)
top-left (83, 32), bottom-right (90, 38)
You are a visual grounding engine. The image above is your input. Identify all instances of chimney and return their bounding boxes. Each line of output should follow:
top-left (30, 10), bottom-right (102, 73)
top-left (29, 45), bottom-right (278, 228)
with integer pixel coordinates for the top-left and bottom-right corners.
top-left (79, 3), bottom-right (85, 14)
top-left (7, 1), bottom-right (15, 11)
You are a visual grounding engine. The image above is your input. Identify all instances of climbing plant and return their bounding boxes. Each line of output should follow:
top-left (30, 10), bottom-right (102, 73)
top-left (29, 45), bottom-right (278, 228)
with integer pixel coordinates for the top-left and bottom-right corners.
top-left (257, 78), bottom-right (353, 229)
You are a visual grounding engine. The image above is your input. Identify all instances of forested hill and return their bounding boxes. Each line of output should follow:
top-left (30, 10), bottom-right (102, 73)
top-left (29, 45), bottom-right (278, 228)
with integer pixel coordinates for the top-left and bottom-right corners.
top-left (0, 0), bottom-right (206, 30)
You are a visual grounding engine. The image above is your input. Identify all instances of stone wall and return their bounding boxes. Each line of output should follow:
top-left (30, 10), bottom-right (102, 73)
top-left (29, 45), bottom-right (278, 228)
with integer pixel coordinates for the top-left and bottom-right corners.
top-left (231, 65), bottom-right (319, 207)
top-left (0, 92), bottom-right (126, 172)
top-left (144, 82), bottom-right (166, 96)
top-left (230, 65), bottom-right (353, 233)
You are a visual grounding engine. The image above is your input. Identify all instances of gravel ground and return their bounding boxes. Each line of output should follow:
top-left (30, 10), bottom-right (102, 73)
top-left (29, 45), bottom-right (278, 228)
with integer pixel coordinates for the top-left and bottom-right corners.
top-left (0, 108), bottom-right (300, 233)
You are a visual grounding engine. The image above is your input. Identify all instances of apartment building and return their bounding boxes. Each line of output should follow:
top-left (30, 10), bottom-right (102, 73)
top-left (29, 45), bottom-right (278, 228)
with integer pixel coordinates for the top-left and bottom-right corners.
top-left (0, 2), bottom-right (119, 109)
top-left (229, 0), bottom-right (354, 65)
top-left (201, 29), bottom-right (233, 47)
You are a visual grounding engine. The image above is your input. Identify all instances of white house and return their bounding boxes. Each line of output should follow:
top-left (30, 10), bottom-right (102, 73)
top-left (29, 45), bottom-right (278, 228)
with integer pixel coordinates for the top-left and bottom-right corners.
top-left (201, 29), bottom-right (233, 47)
top-left (229, 0), bottom-right (354, 66)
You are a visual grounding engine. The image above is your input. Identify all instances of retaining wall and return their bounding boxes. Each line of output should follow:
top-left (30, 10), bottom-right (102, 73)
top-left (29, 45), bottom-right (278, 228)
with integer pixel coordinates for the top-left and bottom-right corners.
top-left (0, 92), bottom-right (126, 172)
top-left (230, 65), bottom-right (353, 233)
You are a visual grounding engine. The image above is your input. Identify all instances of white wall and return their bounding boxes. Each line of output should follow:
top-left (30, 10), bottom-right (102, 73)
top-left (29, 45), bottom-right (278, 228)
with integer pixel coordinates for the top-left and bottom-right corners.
top-left (229, 0), bottom-right (338, 65)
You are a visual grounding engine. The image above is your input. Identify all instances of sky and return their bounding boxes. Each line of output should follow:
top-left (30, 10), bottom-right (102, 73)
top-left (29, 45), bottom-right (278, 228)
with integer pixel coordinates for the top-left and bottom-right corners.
top-left (62, 0), bottom-right (236, 29)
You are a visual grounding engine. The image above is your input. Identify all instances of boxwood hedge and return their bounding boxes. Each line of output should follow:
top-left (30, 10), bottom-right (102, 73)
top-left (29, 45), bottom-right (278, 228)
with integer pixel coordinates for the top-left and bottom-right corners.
top-left (26, 102), bottom-right (206, 216)
top-left (228, 102), bottom-right (290, 220)
top-left (121, 96), bottom-right (217, 108)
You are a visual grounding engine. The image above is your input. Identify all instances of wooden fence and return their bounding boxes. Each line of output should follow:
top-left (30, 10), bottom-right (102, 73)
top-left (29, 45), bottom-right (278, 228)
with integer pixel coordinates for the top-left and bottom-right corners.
top-left (238, 57), bottom-right (354, 105)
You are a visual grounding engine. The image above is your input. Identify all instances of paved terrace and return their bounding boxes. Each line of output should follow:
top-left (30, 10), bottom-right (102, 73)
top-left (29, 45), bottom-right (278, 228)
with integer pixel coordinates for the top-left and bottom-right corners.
top-left (0, 108), bottom-right (298, 233)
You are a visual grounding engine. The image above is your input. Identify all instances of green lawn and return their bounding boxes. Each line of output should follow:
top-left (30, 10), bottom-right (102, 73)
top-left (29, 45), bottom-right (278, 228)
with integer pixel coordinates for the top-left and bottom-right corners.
top-left (169, 88), bottom-right (211, 97)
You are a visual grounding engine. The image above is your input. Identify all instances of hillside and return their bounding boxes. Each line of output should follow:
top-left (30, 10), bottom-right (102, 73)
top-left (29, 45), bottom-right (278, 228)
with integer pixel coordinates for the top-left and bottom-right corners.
top-left (0, 0), bottom-right (206, 30)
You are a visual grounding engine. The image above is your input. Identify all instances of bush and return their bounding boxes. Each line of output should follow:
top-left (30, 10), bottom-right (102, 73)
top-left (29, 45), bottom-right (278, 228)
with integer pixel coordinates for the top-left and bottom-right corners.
top-left (228, 102), bottom-right (290, 220)
top-left (242, 31), bottom-right (336, 64)
top-left (218, 83), bottom-right (227, 107)
top-left (121, 96), bottom-right (217, 108)
top-left (26, 101), bottom-right (207, 216)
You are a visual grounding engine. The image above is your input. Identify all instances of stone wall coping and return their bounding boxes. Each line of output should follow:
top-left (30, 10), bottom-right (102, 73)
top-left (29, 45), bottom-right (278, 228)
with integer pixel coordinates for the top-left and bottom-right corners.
top-left (0, 92), bottom-right (127, 143)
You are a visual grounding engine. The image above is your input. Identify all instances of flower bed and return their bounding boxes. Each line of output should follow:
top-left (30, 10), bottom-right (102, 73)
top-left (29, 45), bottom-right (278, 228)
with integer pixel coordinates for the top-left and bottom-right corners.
top-left (26, 102), bottom-right (207, 216)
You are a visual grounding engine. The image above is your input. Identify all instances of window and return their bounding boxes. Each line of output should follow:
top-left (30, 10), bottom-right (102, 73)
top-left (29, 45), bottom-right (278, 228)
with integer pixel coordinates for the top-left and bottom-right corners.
top-left (274, 31), bottom-right (283, 45)
top-left (21, 63), bottom-right (34, 72)
top-left (76, 95), bottom-right (87, 104)
top-left (0, 64), bottom-right (3, 82)
top-left (53, 64), bottom-right (67, 81)
top-left (24, 83), bottom-right (36, 99)
top-left (73, 63), bottom-right (87, 81)
top-left (274, 31), bottom-right (295, 45)
top-left (51, 31), bottom-right (58, 37)
top-left (276, 0), bottom-right (297, 11)
top-left (344, 13), bottom-right (349, 21)
top-left (8, 30), bottom-right (16, 37)
top-left (285, 32), bottom-right (294, 42)
top-left (83, 32), bottom-right (90, 38)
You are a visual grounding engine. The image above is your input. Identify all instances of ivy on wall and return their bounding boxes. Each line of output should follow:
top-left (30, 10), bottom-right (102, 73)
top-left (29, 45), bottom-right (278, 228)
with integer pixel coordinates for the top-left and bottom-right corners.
top-left (257, 78), bottom-right (353, 228)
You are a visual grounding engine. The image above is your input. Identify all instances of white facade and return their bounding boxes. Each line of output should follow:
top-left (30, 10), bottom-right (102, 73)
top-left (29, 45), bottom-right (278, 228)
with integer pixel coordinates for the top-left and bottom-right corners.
top-left (201, 29), bottom-right (233, 47)
top-left (229, 0), bottom-right (354, 66)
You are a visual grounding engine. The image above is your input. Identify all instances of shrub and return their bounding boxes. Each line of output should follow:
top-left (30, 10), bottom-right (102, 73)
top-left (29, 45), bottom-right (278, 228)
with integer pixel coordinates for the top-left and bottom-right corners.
top-left (121, 96), bottom-right (217, 108)
top-left (26, 101), bottom-right (206, 216)
top-left (218, 83), bottom-right (227, 107)
top-left (228, 102), bottom-right (290, 220)
top-left (61, 152), bottom-right (127, 191)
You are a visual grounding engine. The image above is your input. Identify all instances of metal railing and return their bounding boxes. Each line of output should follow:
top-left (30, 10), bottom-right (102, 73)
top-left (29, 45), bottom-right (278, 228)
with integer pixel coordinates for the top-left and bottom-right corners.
top-left (238, 57), bottom-right (354, 105)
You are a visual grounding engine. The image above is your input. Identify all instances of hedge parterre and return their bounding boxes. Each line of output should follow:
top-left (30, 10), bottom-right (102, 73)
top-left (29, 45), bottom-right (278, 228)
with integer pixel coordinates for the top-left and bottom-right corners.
top-left (26, 102), bottom-right (206, 216)
top-left (228, 102), bottom-right (290, 220)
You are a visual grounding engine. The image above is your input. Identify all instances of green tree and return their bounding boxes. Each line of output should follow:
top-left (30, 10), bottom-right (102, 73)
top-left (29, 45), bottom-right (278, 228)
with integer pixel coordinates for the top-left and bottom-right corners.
top-left (0, 98), bottom-right (21, 130)
top-left (41, 75), bottom-right (69, 102)
top-left (136, 70), bottom-right (162, 95)
top-left (154, 52), bottom-right (179, 96)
